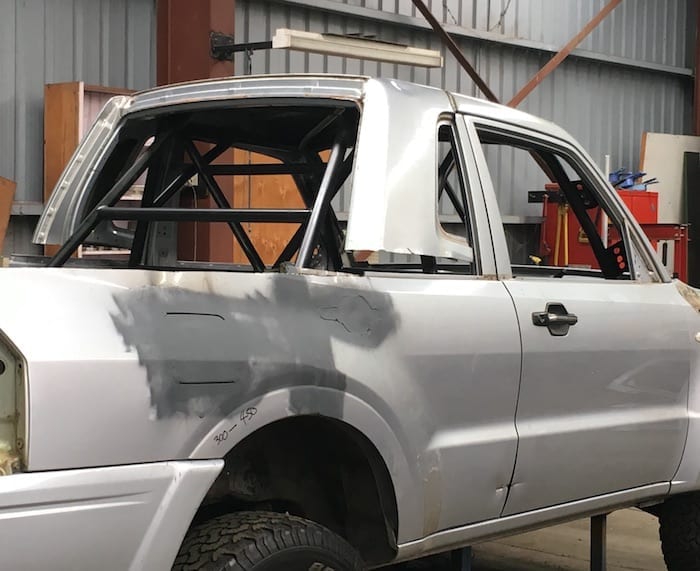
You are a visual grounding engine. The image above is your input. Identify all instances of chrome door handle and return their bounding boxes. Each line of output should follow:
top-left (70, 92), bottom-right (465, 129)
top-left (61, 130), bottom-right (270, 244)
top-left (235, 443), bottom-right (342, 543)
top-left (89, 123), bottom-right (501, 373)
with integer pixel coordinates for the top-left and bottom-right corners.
top-left (532, 303), bottom-right (578, 336)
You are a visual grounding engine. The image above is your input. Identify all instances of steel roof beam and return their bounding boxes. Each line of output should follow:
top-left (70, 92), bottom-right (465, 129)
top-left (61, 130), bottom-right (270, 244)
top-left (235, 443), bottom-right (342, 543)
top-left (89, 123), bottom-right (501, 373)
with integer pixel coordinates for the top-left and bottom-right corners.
top-left (508, 0), bottom-right (624, 108)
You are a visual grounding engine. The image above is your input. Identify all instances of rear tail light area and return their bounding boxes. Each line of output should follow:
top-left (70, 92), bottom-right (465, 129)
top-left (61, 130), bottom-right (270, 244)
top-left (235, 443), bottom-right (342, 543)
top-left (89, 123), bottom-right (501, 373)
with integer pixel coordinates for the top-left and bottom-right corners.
top-left (0, 340), bottom-right (26, 475)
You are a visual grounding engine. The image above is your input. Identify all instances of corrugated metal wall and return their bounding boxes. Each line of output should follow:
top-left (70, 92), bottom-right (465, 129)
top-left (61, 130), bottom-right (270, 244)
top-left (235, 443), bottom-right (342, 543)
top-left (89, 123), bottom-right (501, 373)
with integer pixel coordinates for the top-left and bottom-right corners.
top-left (235, 0), bottom-right (694, 216)
top-left (0, 0), bottom-right (692, 252)
top-left (332, 0), bottom-right (691, 69)
top-left (0, 0), bottom-right (155, 254)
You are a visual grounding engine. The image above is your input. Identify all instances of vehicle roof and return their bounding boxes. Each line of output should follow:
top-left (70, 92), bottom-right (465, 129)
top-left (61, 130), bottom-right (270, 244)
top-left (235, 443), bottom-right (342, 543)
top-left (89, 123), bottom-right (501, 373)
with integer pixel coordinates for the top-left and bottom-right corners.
top-left (127, 74), bottom-right (571, 142)
top-left (448, 91), bottom-right (571, 141)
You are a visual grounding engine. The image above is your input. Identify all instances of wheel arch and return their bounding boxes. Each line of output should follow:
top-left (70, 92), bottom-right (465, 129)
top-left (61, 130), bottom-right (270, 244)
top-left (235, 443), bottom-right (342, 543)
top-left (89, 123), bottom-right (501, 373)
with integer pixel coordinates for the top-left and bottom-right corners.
top-left (188, 387), bottom-right (418, 565)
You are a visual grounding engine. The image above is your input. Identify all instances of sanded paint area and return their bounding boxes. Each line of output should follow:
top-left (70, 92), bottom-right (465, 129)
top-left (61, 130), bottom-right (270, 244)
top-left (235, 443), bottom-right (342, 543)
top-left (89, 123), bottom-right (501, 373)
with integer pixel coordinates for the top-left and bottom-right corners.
top-left (392, 509), bottom-right (665, 570)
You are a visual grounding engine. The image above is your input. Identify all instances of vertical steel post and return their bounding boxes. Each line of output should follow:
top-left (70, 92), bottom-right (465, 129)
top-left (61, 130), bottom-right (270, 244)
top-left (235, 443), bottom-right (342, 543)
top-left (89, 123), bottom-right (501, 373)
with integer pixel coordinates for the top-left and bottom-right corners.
top-left (410, 0), bottom-right (499, 103)
top-left (156, 0), bottom-right (236, 262)
top-left (451, 546), bottom-right (472, 570)
top-left (157, 0), bottom-right (235, 86)
top-left (590, 514), bottom-right (607, 571)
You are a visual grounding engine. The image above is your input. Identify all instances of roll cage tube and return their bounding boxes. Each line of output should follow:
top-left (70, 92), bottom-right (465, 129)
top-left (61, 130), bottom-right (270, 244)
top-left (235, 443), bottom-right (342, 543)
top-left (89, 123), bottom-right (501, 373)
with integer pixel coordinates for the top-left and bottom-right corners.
top-left (47, 119), bottom-right (355, 270)
top-left (297, 127), bottom-right (350, 269)
top-left (184, 140), bottom-right (265, 272)
top-left (539, 151), bottom-right (626, 279)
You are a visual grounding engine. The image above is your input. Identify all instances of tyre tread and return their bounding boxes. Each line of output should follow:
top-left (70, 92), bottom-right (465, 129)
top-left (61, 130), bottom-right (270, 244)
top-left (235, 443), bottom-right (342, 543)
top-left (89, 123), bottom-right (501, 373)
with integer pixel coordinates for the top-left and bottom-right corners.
top-left (173, 511), bottom-right (363, 571)
top-left (660, 495), bottom-right (700, 570)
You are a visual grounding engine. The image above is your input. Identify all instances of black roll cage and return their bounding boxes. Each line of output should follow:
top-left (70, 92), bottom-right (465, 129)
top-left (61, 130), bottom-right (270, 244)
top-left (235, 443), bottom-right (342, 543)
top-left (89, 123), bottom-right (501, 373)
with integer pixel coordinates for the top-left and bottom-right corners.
top-left (47, 108), bottom-right (356, 272)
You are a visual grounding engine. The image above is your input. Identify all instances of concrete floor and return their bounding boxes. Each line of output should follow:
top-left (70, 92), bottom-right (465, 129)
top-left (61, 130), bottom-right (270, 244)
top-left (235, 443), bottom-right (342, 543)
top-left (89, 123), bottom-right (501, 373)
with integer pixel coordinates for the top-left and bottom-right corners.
top-left (393, 509), bottom-right (667, 570)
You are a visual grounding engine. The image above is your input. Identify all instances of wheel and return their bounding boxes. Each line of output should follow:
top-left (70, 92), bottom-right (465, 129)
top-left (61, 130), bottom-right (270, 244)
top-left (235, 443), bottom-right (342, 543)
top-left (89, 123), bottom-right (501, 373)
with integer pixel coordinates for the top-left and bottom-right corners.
top-left (659, 494), bottom-right (700, 570)
top-left (173, 511), bottom-right (365, 571)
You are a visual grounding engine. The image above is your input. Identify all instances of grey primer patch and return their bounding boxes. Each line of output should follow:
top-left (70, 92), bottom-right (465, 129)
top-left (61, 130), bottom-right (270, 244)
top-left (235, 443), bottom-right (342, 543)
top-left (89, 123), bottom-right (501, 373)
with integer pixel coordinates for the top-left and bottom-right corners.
top-left (110, 274), bottom-right (399, 418)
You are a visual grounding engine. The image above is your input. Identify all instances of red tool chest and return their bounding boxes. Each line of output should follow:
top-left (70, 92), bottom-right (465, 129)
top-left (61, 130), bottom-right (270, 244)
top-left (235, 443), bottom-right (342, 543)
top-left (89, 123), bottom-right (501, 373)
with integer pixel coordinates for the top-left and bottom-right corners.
top-left (540, 186), bottom-right (658, 268)
top-left (617, 190), bottom-right (658, 224)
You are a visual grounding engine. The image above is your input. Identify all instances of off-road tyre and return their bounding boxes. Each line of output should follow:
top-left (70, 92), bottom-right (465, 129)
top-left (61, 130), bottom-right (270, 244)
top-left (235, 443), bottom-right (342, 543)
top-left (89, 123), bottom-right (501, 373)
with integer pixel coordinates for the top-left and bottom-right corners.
top-left (659, 494), bottom-right (700, 570)
top-left (173, 511), bottom-right (365, 571)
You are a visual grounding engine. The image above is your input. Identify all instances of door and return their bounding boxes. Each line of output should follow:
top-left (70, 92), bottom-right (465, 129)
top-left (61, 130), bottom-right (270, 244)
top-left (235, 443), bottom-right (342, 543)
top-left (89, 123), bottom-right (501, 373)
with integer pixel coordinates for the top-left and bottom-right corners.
top-left (467, 118), bottom-right (691, 515)
top-left (360, 274), bottom-right (522, 532)
top-left (504, 279), bottom-right (690, 514)
top-left (341, 118), bottom-right (522, 535)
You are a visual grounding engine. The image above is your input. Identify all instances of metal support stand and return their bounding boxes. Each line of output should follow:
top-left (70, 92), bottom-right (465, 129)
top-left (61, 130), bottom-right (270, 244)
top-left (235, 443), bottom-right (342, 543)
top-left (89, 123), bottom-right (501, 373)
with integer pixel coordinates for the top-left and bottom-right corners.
top-left (451, 546), bottom-right (472, 571)
top-left (590, 514), bottom-right (607, 571)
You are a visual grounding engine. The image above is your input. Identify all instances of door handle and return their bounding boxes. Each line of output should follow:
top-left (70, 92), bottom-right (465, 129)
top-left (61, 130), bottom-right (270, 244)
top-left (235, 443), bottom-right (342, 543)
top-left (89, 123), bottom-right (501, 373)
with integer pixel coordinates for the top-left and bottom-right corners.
top-left (532, 313), bottom-right (578, 326)
top-left (532, 303), bottom-right (578, 336)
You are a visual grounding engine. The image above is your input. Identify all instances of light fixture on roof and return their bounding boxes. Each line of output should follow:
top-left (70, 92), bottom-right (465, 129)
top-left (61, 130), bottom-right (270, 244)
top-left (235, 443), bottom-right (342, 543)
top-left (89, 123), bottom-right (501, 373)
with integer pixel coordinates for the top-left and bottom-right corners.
top-left (271, 28), bottom-right (443, 68)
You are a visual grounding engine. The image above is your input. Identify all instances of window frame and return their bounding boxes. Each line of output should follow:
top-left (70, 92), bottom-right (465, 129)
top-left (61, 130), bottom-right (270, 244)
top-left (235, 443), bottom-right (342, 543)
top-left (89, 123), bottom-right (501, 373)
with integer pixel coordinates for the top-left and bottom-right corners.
top-left (461, 116), bottom-right (666, 283)
top-left (44, 100), bottom-right (359, 272)
top-left (435, 120), bottom-right (476, 269)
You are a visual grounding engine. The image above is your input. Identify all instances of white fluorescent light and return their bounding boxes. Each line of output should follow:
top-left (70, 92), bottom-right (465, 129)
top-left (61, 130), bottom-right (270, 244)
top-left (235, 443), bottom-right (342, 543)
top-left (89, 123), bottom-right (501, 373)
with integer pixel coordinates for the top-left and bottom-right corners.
top-left (272, 28), bottom-right (443, 68)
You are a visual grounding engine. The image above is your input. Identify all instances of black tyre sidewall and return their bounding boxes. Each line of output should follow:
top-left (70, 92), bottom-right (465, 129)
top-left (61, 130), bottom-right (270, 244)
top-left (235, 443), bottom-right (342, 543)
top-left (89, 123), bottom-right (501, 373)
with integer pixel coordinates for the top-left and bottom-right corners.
top-left (253, 547), bottom-right (356, 571)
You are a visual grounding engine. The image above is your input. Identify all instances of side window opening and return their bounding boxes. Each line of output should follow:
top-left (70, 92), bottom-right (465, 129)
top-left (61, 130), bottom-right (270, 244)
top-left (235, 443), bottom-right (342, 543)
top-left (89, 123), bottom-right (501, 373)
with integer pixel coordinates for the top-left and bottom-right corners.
top-left (46, 103), bottom-right (359, 272)
top-left (45, 108), bottom-right (479, 278)
top-left (476, 128), bottom-right (631, 280)
top-left (438, 124), bottom-right (473, 247)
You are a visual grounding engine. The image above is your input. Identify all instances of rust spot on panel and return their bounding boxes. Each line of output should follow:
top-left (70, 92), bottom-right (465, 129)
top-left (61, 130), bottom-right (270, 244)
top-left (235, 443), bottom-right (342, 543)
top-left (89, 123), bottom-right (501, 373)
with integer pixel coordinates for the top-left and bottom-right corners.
top-left (676, 281), bottom-right (700, 312)
top-left (0, 446), bottom-right (19, 476)
top-left (422, 452), bottom-right (442, 536)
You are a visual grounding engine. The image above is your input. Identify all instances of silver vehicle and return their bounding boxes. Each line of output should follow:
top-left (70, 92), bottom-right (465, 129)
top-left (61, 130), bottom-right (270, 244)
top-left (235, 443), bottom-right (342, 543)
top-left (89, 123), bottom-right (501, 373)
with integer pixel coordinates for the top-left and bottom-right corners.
top-left (1, 74), bottom-right (699, 570)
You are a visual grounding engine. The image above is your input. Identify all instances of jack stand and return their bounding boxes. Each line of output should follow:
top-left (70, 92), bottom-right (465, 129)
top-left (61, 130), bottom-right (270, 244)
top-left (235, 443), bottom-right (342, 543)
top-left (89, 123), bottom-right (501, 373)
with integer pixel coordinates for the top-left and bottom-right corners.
top-left (451, 546), bottom-right (472, 570)
top-left (590, 514), bottom-right (608, 571)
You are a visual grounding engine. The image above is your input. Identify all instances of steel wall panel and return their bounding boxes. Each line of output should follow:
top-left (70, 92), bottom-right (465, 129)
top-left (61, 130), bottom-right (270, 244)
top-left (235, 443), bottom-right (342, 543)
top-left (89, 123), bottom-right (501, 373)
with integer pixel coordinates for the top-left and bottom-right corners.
top-left (237, 0), bottom-right (693, 215)
top-left (331, 0), bottom-right (691, 69)
top-left (0, 0), bottom-right (691, 253)
top-left (0, 0), bottom-right (155, 221)
top-left (4, 217), bottom-right (39, 257)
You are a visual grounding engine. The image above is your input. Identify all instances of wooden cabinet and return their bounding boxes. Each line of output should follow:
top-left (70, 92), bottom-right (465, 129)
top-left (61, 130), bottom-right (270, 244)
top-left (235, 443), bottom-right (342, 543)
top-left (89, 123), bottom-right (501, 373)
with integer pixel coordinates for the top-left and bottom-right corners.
top-left (44, 82), bottom-right (134, 206)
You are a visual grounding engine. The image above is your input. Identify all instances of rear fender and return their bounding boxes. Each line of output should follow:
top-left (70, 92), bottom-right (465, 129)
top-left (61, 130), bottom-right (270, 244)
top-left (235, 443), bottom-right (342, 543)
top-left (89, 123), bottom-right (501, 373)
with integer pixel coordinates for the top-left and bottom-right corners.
top-left (189, 385), bottom-right (422, 542)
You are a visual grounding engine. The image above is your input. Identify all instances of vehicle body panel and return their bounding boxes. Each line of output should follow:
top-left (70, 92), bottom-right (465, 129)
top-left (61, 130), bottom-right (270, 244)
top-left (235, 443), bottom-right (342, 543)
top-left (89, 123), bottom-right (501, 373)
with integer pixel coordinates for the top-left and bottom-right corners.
top-left (0, 266), bottom-right (519, 542)
top-left (394, 482), bottom-right (670, 562)
top-left (0, 460), bottom-right (222, 570)
top-left (670, 287), bottom-right (700, 494)
top-left (345, 79), bottom-right (471, 261)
